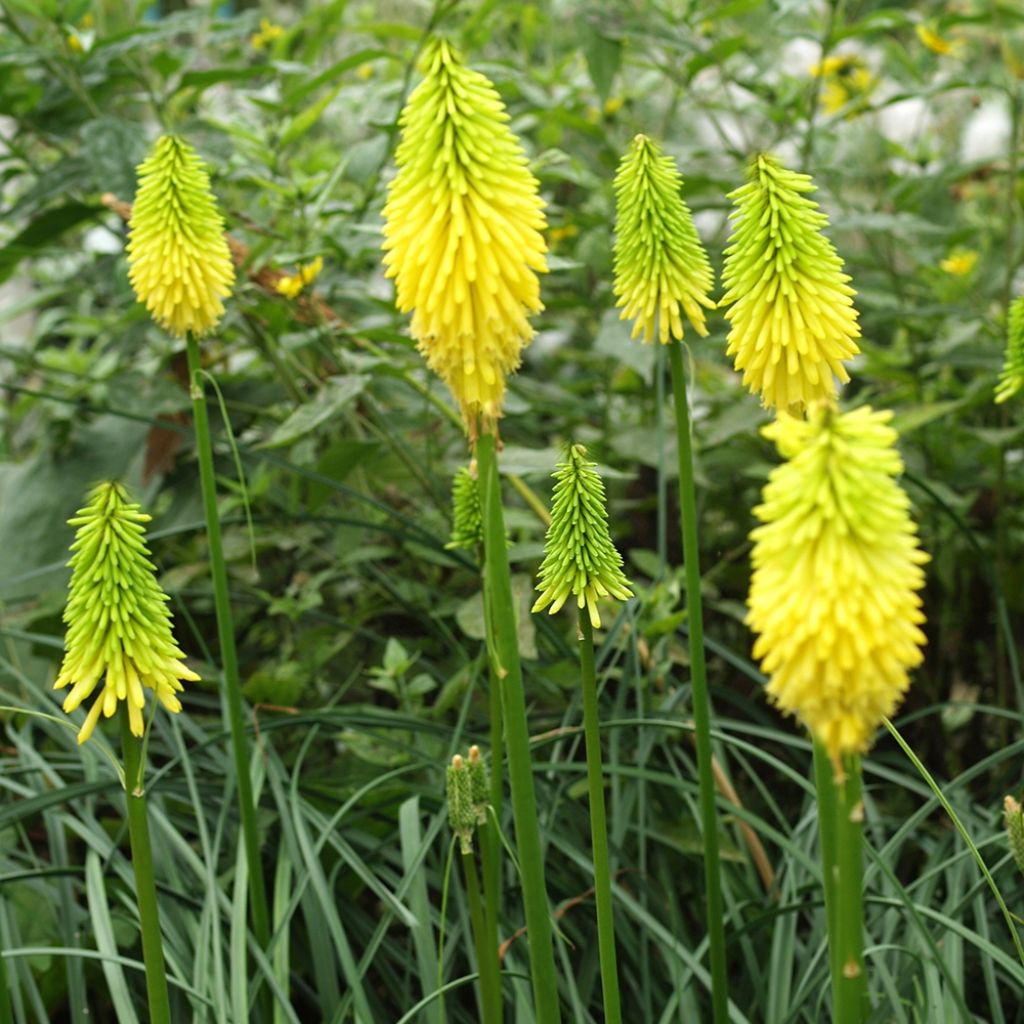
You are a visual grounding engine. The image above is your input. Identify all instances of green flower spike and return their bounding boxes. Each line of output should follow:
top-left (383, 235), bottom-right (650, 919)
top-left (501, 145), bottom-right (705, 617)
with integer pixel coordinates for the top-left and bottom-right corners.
top-left (995, 296), bottom-right (1024, 403)
top-left (1005, 795), bottom-right (1024, 877)
top-left (720, 153), bottom-right (861, 413)
top-left (447, 754), bottom-right (477, 854)
top-left (446, 461), bottom-right (483, 551)
top-left (467, 744), bottom-right (490, 825)
top-left (54, 482), bottom-right (199, 744)
top-left (127, 135), bottom-right (235, 338)
top-left (612, 134), bottom-right (716, 344)
top-left (532, 444), bottom-right (633, 629)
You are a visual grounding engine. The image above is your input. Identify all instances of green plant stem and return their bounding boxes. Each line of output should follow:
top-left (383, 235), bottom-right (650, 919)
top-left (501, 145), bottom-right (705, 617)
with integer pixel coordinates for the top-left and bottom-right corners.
top-left (812, 741), bottom-right (841, 1000)
top-left (834, 755), bottom-right (866, 1021)
top-left (578, 612), bottom-right (622, 1024)
top-left (667, 340), bottom-right (728, 1024)
top-left (462, 849), bottom-right (503, 1024)
top-left (185, 333), bottom-right (271, 955)
top-left (120, 709), bottom-right (171, 1024)
top-left (0, 934), bottom-right (12, 1024)
top-left (476, 431), bottom-right (560, 1023)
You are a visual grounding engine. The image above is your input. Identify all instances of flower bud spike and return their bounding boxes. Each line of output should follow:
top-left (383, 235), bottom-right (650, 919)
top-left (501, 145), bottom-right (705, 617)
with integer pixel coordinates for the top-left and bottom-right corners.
top-left (467, 744), bottom-right (490, 825)
top-left (446, 460), bottom-right (484, 551)
top-left (446, 753), bottom-right (477, 854)
top-left (996, 295), bottom-right (1024, 403)
top-left (747, 404), bottom-right (928, 758)
top-left (721, 154), bottom-right (861, 413)
top-left (54, 482), bottom-right (199, 744)
top-left (1005, 795), bottom-right (1024, 876)
top-left (532, 444), bottom-right (633, 629)
top-left (127, 135), bottom-right (235, 337)
top-left (613, 134), bottom-right (716, 343)
top-left (382, 38), bottom-right (547, 435)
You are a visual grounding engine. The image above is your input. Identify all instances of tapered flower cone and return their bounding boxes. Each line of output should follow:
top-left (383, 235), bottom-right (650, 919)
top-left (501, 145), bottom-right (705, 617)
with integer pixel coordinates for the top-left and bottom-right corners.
top-left (532, 444), bottom-right (632, 629)
top-left (382, 39), bottom-right (547, 433)
top-left (747, 405), bottom-right (928, 759)
top-left (446, 461), bottom-right (483, 551)
top-left (721, 154), bottom-right (860, 413)
top-left (127, 135), bottom-right (235, 337)
top-left (995, 295), bottom-right (1024, 403)
top-left (54, 482), bottom-right (199, 744)
top-left (612, 134), bottom-right (715, 343)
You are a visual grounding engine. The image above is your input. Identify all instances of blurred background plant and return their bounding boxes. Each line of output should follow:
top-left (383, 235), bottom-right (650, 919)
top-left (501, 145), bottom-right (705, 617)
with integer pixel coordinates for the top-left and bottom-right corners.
top-left (4, 0), bottom-right (1024, 1020)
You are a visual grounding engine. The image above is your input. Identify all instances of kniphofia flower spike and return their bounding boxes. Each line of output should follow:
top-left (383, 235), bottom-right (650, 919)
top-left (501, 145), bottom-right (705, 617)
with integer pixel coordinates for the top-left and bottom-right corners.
top-left (533, 444), bottom-right (633, 629)
top-left (746, 404), bottom-right (928, 759)
top-left (382, 39), bottom-right (547, 434)
top-left (612, 134), bottom-right (715, 343)
top-left (127, 135), bottom-right (235, 337)
top-left (721, 154), bottom-right (861, 414)
top-left (54, 482), bottom-right (199, 743)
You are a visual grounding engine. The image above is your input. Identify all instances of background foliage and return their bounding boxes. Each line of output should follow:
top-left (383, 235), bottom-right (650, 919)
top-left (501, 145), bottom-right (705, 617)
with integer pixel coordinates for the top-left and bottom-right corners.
top-left (4, 0), bottom-right (1024, 1021)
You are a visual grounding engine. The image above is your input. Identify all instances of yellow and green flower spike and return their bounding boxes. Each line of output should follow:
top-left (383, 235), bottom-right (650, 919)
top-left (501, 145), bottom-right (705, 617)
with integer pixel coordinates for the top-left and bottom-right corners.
top-left (532, 444), bottom-right (633, 629)
top-left (995, 295), bottom-right (1024, 403)
top-left (382, 39), bottom-right (548, 434)
top-left (54, 482), bottom-right (199, 744)
top-left (720, 154), bottom-right (861, 414)
top-left (1004, 795), bottom-right (1024, 877)
top-left (446, 753), bottom-right (478, 854)
top-left (747, 405), bottom-right (928, 759)
top-left (445, 461), bottom-right (483, 551)
top-left (127, 135), bottom-right (235, 338)
top-left (612, 134), bottom-right (715, 343)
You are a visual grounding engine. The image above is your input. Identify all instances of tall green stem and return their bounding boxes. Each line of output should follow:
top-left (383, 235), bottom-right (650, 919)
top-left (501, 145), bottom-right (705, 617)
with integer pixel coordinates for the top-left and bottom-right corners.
top-left (120, 710), bottom-right (172, 1024)
top-left (822, 753), bottom-right (867, 1022)
top-left (812, 741), bottom-right (841, 999)
top-left (578, 613), bottom-right (622, 1024)
top-left (667, 341), bottom-right (728, 1023)
top-left (462, 849), bottom-right (503, 1024)
top-left (0, 915), bottom-right (12, 1024)
top-left (185, 334), bottom-right (271, 953)
top-left (476, 431), bottom-right (560, 1023)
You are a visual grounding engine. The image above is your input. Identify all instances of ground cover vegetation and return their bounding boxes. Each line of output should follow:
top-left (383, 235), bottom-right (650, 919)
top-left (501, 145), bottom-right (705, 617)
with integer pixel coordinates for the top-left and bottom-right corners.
top-left (3, 0), bottom-right (1024, 1021)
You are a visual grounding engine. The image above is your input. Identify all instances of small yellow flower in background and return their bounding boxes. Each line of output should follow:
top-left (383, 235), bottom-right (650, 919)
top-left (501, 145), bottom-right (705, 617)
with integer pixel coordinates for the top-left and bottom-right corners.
top-left (916, 23), bottom-right (963, 56)
top-left (720, 154), bottom-right (861, 413)
top-left (612, 134), bottom-right (715, 344)
top-left (810, 54), bottom-right (875, 114)
top-left (532, 444), bottom-right (633, 629)
top-left (357, 62), bottom-right (375, 80)
top-left (603, 96), bottom-right (625, 117)
top-left (127, 135), bottom-right (235, 337)
top-left (747, 404), bottom-right (929, 760)
top-left (251, 18), bottom-right (284, 51)
top-left (67, 32), bottom-right (84, 53)
top-left (276, 256), bottom-right (323, 299)
top-left (54, 482), bottom-right (199, 744)
top-left (382, 38), bottom-right (547, 433)
top-left (548, 224), bottom-right (579, 246)
top-left (995, 295), bottom-right (1024, 403)
top-left (940, 249), bottom-right (978, 276)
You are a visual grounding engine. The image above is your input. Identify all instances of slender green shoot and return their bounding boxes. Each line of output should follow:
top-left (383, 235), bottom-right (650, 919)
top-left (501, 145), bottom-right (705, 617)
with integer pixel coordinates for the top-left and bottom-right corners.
top-left (120, 707), bottom-right (172, 1024)
top-left (578, 612), bottom-right (622, 1024)
top-left (667, 339), bottom-right (729, 1023)
top-left (477, 430), bottom-right (560, 1023)
top-left (812, 741), bottom-right (841, 998)
top-left (185, 333), bottom-right (271, 953)
top-left (834, 754), bottom-right (867, 1022)
top-left (884, 717), bottom-right (1024, 966)
top-left (462, 849), bottom-right (503, 1024)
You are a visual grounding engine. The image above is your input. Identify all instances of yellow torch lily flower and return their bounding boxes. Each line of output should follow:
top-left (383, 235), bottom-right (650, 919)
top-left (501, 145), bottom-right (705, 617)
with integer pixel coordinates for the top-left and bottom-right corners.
top-left (996, 295), bottom-right (1024, 403)
top-left (54, 482), bottom-right (199, 744)
top-left (532, 444), bottom-right (633, 629)
top-left (721, 154), bottom-right (861, 414)
top-left (127, 135), bottom-right (235, 338)
top-left (747, 405), bottom-right (928, 759)
top-left (382, 39), bottom-right (547, 434)
top-left (612, 134), bottom-right (715, 344)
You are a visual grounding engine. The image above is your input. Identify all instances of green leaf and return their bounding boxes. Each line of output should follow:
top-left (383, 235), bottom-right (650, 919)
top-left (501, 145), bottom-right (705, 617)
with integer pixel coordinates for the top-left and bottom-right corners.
top-left (279, 84), bottom-right (343, 148)
top-left (263, 375), bottom-right (367, 448)
top-left (0, 202), bottom-right (101, 285)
